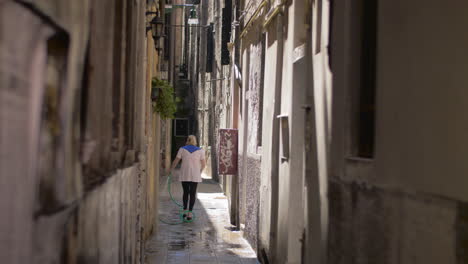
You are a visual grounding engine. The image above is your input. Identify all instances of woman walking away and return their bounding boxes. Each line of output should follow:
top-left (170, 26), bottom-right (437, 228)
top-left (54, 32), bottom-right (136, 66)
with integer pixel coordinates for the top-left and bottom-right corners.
top-left (169, 135), bottom-right (206, 221)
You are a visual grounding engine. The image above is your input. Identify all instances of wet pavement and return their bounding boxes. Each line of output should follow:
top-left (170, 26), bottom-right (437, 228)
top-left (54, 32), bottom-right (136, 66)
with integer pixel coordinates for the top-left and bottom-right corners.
top-left (145, 172), bottom-right (259, 264)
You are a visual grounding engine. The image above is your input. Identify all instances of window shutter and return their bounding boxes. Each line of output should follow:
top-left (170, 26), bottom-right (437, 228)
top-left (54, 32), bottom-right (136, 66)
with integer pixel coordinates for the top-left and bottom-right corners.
top-left (221, 0), bottom-right (232, 65)
top-left (206, 24), bottom-right (214, 72)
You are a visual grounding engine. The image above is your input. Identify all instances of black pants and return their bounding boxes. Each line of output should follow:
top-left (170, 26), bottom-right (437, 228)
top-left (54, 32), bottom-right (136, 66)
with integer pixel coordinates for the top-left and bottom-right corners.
top-left (181, 181), bottom-right (198, 211)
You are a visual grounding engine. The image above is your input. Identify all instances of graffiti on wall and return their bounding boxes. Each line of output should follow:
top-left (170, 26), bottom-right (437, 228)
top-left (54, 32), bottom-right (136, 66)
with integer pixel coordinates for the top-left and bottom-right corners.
top-left (218, 129), bottom-right (238, 175)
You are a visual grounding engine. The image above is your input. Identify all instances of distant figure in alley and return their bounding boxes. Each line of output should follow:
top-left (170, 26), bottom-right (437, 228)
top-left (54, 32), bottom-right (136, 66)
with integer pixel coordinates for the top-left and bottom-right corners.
top-left (169, 135), bottom-right (206, 221)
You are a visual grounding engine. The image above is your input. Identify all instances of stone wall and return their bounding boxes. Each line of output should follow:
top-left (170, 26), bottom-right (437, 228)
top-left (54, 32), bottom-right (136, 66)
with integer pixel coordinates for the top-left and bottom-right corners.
top-left (36, 166), bottom-right (141, 263)
top-left (0, 0), bottom-right (161, 263)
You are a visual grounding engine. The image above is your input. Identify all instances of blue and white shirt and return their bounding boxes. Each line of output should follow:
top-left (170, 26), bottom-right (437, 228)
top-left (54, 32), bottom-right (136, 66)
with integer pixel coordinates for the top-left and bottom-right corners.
top-left (176, 145), bottom-right (205, 182)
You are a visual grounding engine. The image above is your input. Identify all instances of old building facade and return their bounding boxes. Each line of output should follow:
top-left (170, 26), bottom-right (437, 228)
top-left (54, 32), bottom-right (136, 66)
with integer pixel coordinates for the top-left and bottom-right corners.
top-left (189, 0), bottom-right (468, 263)
top-left (0, 0), bottom-right (168, 262)
top-left (189, 0), bottom-right (317, 262)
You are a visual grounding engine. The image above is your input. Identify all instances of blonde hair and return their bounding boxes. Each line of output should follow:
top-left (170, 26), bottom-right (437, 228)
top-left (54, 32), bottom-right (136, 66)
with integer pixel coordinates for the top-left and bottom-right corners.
top-left (186, 135), bottom-right (197, 146)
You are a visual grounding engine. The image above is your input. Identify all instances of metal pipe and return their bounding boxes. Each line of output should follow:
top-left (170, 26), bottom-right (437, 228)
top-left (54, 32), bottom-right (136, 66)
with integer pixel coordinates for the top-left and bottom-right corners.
top-left (165, 4), bottom-right (197, 8)
top-left (239, 0), bottom-right (268, 39)
top-left (263, 5), bottom-right (282, 28)
top-left (166, 24), bottom-right (209, 28)
top-left (206, 77), bottom-right (227, 82)
top-left (262, 0), bottom-right (288, 29)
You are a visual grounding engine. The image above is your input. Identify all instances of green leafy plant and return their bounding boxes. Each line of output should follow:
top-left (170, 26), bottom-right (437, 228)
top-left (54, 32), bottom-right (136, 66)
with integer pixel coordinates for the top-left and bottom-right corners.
top-left (152, 78), bottom-right (177, 119)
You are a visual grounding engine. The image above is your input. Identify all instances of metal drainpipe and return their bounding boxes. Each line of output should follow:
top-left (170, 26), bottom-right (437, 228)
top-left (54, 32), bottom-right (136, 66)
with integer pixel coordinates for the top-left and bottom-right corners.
top-left (263, 0), bottom-right (288, 29)
top-left (239, 0), bottom-right (268, 39)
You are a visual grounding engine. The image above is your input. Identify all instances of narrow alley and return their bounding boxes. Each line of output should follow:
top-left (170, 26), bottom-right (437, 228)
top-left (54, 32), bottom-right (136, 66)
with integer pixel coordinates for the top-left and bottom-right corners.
top-left (2, 0), bottom-right (468, 264)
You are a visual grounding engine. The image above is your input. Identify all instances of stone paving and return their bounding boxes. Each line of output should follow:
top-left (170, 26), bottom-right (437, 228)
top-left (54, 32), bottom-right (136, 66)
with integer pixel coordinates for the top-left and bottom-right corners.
top-left (145, 172), bottom-right (259, 264)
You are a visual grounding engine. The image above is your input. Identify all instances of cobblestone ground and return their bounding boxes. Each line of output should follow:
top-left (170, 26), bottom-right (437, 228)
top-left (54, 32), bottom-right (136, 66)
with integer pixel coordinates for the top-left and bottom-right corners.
top-left (145, 172), bottom-right (259, 264)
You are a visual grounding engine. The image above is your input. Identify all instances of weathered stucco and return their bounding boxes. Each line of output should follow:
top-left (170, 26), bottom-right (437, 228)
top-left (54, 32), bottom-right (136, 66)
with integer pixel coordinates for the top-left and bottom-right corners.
top-left (0, 0), bottom-right (163, 262)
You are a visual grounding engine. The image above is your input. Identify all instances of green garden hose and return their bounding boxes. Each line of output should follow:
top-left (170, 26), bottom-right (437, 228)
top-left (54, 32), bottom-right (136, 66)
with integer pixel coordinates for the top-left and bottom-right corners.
top-left (158, 174), bottom-right (196, 225)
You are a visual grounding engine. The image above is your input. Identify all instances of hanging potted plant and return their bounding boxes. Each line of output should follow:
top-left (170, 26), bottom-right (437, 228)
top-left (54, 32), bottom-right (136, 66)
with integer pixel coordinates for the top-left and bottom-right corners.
top-left (151, 77), bottom-right (177, 119)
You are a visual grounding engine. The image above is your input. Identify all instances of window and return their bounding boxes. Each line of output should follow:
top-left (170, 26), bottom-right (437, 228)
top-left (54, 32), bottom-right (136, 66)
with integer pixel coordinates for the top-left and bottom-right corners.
top-left (112, 0), bottom-right (125, 154)
top-left (278, 115), bottom-right (289, 161)
top-left (314, 0), bottom-right (323, 54)
top-left (206, 24), bottom-right (214, 73)
top-left (355, 0), bottom-right (377, 158)
top-left (38, 31), bottom-right (70, 211)
top-left (164, 13), bottom-right (171, 60)
top-left (221, 0), bottom-right (232, 65)
top-left (124, 1), bottom-right (135, 149)
top-left (174, 118), bottom-right (189, 137)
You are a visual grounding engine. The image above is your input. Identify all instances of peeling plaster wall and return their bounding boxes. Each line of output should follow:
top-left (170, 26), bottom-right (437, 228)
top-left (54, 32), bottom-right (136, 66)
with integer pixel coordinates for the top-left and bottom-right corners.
top-left (238, 154), bottom-right (262, 250)
top-left (245, 41), bottom-right (263, 154)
